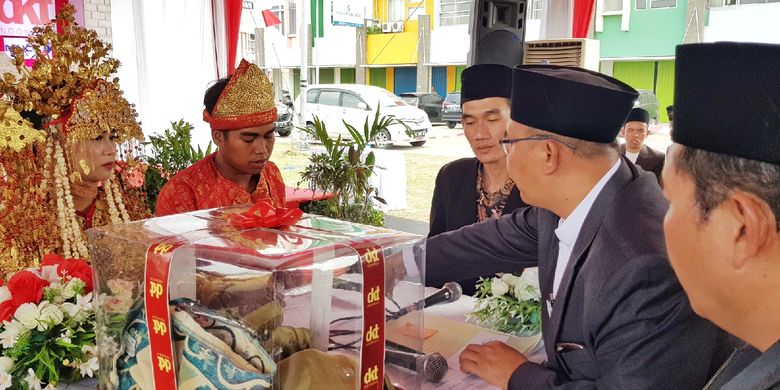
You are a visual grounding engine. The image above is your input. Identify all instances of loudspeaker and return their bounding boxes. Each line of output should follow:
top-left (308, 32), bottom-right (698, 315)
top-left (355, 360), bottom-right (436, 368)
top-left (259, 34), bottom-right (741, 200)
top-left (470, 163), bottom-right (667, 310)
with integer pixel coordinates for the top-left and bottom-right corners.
top-left (468, 0), bottom-right (528, 68)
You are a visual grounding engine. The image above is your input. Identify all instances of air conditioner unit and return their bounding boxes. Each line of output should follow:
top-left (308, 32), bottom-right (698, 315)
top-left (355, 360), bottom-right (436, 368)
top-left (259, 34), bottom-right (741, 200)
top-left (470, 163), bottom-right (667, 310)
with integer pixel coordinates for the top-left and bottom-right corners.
top-left (391, 21), bottom-right (404, 32)
top-left (523, 39), bottom-right (601, 71)
top-left (382, 23), bottom-right (393, 33)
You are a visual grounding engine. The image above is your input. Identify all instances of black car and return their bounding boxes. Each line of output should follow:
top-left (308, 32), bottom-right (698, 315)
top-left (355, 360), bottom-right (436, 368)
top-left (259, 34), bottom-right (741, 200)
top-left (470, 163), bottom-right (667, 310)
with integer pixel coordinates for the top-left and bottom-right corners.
top-left (399, 92), bottom-right (444, 123)
top-left (275, 103), bottom-right (293, 136)
top-left (441, 91), bottom-right (462, 129)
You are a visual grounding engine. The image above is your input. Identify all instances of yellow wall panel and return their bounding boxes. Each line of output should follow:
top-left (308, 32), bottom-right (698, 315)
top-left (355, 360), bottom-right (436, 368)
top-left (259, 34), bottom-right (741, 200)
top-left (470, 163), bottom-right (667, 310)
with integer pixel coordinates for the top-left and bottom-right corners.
top-left (366, 32), bottom-right (419, 65)
top-left (446, 66), bottom-right (456, 93)
top-left (386, 67), bottom-right (395, 93)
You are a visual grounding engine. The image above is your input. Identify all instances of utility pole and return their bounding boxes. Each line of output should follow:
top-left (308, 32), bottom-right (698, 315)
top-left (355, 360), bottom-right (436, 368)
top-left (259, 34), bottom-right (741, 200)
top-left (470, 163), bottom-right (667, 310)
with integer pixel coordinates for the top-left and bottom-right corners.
top-left (299, 0), bottom-right (309, 128)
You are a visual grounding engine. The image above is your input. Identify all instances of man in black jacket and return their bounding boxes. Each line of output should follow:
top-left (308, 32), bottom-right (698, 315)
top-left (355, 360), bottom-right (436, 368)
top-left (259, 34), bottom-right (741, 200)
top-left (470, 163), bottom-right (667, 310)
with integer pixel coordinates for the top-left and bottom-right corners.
top-left (425, 65), bottom-right (722, 389)
top-left (428, 63), bottom-right (528, 295)
top-left (663, 42), bottom-right (780, 390)
top-left (619, 107), bottom-right (665, 183)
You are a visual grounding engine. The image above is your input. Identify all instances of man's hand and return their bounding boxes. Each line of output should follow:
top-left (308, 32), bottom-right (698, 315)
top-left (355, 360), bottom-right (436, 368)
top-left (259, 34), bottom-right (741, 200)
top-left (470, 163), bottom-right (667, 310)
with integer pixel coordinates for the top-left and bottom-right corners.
top-left (383, 250), bottom-right (408, 298)
top-left (459, 341), bottom-right (529, 390)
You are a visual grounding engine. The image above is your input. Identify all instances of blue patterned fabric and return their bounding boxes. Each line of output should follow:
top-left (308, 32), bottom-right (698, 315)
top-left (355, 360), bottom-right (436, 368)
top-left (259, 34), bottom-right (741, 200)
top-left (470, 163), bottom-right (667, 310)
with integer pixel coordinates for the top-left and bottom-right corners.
top-left (116, 299), bottom-right (275, 389)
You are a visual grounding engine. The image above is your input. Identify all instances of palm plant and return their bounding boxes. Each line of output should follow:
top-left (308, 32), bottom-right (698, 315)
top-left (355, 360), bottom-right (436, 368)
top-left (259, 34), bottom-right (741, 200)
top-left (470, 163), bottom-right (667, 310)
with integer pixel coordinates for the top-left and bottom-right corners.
top-left (143, 119), bottom-right (213, 212)
top-left (299, 110), bottom-right (400, 226)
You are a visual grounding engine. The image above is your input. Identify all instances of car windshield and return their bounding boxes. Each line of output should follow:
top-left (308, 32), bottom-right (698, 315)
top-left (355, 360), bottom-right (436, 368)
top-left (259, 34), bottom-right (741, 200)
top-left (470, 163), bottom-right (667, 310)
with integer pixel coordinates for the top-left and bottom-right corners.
top-left (445, 93), bottom-right (461, 105)
top-left (399, 94), bottom-right (418, 105)
top-left (375, 89), bottom-right (407, 107)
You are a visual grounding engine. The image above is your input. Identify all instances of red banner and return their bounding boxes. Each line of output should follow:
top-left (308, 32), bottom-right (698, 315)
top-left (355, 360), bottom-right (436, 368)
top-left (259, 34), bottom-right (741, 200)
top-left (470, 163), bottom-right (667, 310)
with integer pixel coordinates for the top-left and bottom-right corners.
top-left (354, 242), bottom-right (386, 390)
top-left (144, 240), bottom-right (186, 390)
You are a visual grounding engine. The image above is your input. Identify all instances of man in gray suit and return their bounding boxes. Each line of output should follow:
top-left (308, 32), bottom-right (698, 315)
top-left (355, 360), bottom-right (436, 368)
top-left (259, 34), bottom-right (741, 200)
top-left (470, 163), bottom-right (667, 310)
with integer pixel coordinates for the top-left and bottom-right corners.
top-left (619, 107), bottom-right (665, 183)
top-left (663, 42), bottom-right (780, 390)
top-left (425, 65), bottom-right (722, 388)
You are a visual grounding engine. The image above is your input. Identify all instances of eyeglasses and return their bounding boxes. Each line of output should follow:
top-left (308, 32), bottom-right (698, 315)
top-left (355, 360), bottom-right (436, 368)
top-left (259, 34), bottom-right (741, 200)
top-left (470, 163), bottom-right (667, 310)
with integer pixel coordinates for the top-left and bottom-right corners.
top-left (499, 135), bottom-right (577, 155)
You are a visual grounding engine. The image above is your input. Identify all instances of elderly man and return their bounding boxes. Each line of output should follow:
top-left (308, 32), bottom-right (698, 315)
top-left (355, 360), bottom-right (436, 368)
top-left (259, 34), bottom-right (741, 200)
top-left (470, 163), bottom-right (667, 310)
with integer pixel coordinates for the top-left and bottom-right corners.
top-left (619, 107), bottom-right (665, 183)
top-left (662, 42), bottom-right (780, 389)
top-left (425, 65), bottom-right (723, 389)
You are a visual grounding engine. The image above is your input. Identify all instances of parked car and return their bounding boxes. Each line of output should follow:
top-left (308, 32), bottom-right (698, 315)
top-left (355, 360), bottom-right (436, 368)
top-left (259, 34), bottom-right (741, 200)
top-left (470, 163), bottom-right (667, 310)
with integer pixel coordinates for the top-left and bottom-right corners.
top-left (275, 102), bottom-right (293, 136)
top-left (296, 84), bottom-right (431, 147)
top-left (441, 91), bottom-right (462, 129)
top-left (635, 89), bottom-right (659, 125)
top-left (399, 92), bottom-right (444, 123)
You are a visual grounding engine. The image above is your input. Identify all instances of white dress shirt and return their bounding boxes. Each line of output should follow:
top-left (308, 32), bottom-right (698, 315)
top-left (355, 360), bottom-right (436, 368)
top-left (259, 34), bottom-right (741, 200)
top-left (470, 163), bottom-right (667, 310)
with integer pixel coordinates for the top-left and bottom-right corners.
top-left (552, 160), bottom-right (622, 299)
top-left (625, 151), bottom-right (639, 163)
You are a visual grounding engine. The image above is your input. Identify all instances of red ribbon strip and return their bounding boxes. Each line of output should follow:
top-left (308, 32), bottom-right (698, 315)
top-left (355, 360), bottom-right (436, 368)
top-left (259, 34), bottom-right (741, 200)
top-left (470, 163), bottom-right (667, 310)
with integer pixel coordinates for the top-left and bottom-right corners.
top-left (228, 200), bottom-right (303, 229)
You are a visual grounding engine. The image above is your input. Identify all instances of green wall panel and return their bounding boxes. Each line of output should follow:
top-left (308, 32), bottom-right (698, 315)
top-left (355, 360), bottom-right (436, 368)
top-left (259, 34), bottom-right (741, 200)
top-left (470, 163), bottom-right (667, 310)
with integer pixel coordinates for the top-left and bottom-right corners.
top-left (454, 65), bottom-right (466, 91)
top-left (596, 1), bottom-right (687, 58)
top-left (613, 61), bottom-right (655, 91)
top-left (655, 60), bottom-right (675, 123)
top-left (369, 68), bottom-right (386, 88)
top-left (340, 68), bottom-right (356, 84)
top-left (319, 68), bottom-right (335, 84)
top-left (293, 69), bottom-right (300, 100)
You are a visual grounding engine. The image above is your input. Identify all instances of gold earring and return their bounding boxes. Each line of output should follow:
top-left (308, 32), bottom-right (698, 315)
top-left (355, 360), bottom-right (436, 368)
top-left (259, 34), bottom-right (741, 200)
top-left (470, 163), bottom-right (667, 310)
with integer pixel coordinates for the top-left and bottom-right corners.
top-left (79, 159), bottom-right (91, 175)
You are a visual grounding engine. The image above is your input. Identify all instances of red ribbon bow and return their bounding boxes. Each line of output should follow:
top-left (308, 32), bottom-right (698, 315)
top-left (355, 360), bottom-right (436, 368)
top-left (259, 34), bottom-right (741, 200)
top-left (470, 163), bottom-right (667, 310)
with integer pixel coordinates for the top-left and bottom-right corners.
top-left (228, 201), bottom-right (303, 229)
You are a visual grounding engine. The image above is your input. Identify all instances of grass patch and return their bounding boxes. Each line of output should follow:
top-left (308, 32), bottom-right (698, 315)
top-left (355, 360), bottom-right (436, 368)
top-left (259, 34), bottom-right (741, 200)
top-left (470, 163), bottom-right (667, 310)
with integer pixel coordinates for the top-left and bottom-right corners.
top-left (386, 153), bottom-right (454, 222)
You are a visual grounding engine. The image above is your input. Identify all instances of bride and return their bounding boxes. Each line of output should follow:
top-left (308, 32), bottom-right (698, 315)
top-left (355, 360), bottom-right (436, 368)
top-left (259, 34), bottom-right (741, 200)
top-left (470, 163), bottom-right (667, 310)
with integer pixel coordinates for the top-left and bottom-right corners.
top-left (0, 5), bottom-right (148, 274)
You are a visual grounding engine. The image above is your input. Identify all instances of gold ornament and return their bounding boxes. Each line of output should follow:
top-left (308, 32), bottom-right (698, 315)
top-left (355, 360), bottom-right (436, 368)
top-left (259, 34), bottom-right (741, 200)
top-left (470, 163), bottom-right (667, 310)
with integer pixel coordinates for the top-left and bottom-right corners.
top-left (202, 59), bottom-right (277, 131)
top-left (79, 159), bottom-right (91, 176)
top-left (0, 104), bottom-right (46, 152)
top-left (63, 79), bottom-right (143, 143)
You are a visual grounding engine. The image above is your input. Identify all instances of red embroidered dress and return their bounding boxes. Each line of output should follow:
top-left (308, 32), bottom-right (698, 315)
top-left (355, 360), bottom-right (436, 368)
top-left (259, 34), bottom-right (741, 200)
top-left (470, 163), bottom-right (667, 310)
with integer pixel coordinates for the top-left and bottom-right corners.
top-left (155, 152), bottom-right (286, 216)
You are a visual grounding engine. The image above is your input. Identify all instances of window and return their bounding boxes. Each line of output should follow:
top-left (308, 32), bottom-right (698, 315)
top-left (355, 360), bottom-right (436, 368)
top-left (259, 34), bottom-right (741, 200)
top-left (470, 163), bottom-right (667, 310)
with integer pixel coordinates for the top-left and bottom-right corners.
top-left (240, 32), bottom-right (256, 57)
top-left (636, 0), bottom-right (677, 9)
top-left (604, 0), bottom-right (623, 12)
top-left (289, 1), bottom-right (297, 35)
top-left (710, 0), bottom-right (780, 6)
top-left (341, 92), bottom-right (365, 109)
top-left (407, 2), bottom-right (425, 20)
top-left (271, 5), bottom-right (284, 34)
top-left (388, 0), bottom-right (404, 21)
top-left (317, 90), bottom-right (341, 106)
top-left (306, 89), bottom-right (319, 103)
top-left (440, 0), bottom-right (472, 26)
top-left (529, 0), bottom-right (543, 19)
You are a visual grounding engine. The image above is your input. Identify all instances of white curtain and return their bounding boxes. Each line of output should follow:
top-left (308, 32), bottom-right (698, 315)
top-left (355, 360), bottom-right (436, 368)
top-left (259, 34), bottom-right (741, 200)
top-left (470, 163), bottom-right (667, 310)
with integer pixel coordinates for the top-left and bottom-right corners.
top-left (540, 0), bottom-right (574, 39)
top-left (111, 0), bottom-right (224, 150)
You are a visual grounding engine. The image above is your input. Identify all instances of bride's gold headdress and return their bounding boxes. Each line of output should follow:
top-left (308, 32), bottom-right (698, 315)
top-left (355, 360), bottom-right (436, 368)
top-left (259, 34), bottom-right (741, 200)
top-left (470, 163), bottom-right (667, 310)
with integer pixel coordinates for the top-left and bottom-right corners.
top-left (0, 4), bottom-right (145, 265)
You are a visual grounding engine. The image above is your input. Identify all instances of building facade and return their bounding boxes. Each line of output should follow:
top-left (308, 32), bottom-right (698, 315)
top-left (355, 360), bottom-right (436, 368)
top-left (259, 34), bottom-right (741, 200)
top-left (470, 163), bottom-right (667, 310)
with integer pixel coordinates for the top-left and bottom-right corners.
top-left (238, 0), bottom-right (368, 100)
top-left (365, 0), bottom-right (543, 96)
top-left (595, 0), bottom-right (687, 123)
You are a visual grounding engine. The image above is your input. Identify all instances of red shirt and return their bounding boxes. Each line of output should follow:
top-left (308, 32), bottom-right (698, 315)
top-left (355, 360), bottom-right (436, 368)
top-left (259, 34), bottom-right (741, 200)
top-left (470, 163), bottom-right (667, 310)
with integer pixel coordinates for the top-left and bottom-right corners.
top-left (155, 152), bottom-right (286, 217)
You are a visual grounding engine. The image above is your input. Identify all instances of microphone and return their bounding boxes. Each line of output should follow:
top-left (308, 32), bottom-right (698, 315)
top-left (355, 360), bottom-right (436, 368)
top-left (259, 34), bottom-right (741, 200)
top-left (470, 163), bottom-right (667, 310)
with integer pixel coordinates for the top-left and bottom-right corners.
top-left (385, 349), bottom-right (448, 383)
top-left (388, 282), bottom-right (462, 320)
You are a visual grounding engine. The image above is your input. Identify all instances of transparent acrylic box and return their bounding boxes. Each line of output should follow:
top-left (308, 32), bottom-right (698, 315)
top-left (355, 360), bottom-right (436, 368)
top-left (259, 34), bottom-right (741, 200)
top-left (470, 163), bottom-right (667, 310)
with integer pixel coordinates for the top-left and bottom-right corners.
top-left (88, 204), bottom-right (425, 390)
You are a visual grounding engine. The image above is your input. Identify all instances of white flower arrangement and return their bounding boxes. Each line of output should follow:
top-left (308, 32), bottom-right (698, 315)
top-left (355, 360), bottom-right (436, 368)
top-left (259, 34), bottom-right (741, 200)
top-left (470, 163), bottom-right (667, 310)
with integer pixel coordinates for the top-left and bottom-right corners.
top-left (469, 268), bottom-right (543, 336)
top-left (0, 254), bottom-right (99, 389)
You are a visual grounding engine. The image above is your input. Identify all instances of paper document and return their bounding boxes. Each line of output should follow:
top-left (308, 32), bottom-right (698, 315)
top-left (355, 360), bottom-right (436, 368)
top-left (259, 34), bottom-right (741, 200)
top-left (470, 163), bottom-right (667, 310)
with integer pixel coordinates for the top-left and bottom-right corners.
top-left (424, 332), bottom-right (510, 390)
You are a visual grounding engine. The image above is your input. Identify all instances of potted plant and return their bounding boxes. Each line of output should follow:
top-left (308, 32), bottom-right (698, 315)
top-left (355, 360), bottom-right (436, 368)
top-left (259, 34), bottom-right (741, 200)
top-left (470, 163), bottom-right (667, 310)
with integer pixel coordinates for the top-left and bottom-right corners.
top-left (299, 110), bottom-right (403, 226)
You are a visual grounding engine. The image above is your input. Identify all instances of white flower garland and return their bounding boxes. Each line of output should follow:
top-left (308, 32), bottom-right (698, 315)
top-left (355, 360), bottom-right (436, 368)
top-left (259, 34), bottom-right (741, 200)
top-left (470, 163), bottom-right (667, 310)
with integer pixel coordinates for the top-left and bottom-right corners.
top-left (111, 178), bottom-right (131, 222)
top-left (52, 138), bottom-right (89, 260)
top-left (103, 176), bottom-right (121, 225)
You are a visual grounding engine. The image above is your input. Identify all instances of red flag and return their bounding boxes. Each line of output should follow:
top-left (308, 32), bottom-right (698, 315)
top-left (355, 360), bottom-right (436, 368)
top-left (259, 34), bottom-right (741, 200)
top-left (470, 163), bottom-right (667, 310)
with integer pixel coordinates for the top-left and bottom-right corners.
top-left (262, 9), bottom-right (282, 27)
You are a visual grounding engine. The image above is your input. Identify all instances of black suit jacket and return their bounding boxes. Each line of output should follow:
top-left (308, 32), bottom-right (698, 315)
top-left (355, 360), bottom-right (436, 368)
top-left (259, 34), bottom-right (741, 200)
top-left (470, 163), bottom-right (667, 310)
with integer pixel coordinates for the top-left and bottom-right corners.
top-left (717, 341), bottom-right (780, 390)
top-left (620, 143), bottom-right (665, 183)
top-left (428, 158), bottom-right (527, 295)
top-left (426, 158), bottom-right (723, 389)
